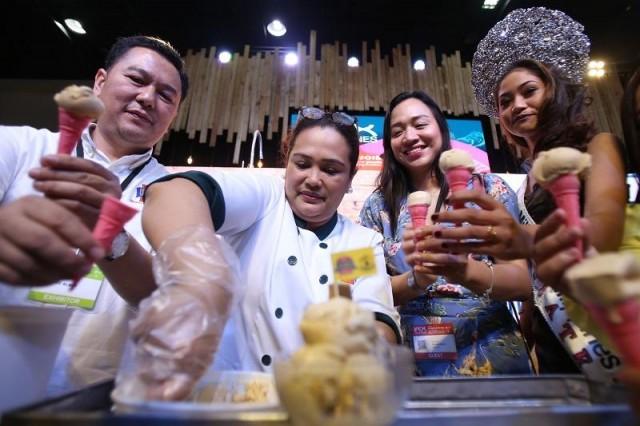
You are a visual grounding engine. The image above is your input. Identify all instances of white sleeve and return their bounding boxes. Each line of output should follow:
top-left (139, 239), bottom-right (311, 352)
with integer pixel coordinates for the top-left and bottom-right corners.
top-left (0, 126), bottom-right (29, 201)
top-left (351, 230), bottom-right (401, 339)
top-left (202, 170), bottom-right (284, 237)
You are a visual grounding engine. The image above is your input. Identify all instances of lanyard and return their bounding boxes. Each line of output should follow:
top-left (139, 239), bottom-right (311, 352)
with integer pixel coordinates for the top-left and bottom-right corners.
top-left (75, 141), bottom-right (152, 191)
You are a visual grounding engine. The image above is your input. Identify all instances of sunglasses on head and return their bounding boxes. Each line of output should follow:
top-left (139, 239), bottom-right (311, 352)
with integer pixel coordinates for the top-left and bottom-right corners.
top-left (298, 106), bottom-right (357, 127)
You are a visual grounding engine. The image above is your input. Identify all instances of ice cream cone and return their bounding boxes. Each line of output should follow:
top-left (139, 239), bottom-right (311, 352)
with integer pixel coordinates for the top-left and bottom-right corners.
top-left (587, 299), bottom-right (640, 368)
top-left (70, 197), bottom-right (137, 291)
top-left (93, 196), bottom-right (138, 250)
top-left (57, 107), bottom-right (91, 154)
top-left (546, 174), bottom-right (582, 257)
top-left (445, 167), bottom-right (471, 209)
top-left (407, 191), bottom-right (431, 230)
top-left (408, 205), bottom-right (428, 229)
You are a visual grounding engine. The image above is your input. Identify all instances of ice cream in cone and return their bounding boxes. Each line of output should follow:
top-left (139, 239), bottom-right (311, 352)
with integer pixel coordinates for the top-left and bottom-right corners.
top-left (407, 191), bottom-right (431, 230)
top-left (54, 85), bottom-right (104, 154)
top-left (439, 149), bottom-right (474, 209)
top-left (532, 147), bottom-right (591, 257)
top-left (567, 253), bottom-right (640, 368)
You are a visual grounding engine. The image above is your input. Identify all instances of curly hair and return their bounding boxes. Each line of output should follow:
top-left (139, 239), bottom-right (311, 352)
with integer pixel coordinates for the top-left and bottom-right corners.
top-left (376, 91), bottom-right (452, 236)
top-left (495, 59), bottom-right (596, 158)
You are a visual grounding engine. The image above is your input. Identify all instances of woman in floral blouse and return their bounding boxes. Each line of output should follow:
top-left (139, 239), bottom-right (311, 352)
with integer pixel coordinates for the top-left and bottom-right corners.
top-left (359, 91), bottom-right (532, 376)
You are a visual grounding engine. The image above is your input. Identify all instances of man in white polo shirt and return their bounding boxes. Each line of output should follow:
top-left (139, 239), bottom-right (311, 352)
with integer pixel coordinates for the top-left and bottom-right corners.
top-left (0, 35), bottom-right (188, 409)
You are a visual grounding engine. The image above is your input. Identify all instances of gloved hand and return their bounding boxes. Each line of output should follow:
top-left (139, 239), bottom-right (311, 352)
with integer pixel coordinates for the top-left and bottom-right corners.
top-left (115, 225), bottom-right (243, 401)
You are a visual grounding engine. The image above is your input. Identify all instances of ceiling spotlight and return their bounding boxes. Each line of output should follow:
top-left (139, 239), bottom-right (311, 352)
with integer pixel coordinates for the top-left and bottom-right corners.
top-left (64, 18), bottom-right (86, 34)
top-left (347, 57), bottom-right (359, 68)
top-left (53, 19), bottom-right (70, 39)
top-left (482, 0), bottom-right (500, 9)
top-left (266, 19), bottom-right (287, 37)
top-left (413, 59), bottom-right (426, 71)
top-left (284, 52), bottom-right (299, 66)
top-left (218, 50), bottom-right (232, 64)
top-left (587, 59), bottom-right (606, 78)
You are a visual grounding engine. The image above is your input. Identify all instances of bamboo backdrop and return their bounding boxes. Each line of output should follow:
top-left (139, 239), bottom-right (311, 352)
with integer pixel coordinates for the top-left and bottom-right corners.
top-left (164, 30), bottom-right (625, 164)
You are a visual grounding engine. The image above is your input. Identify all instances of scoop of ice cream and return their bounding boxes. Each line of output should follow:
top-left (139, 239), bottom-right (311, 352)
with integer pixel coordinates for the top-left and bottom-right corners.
top-left (566, 253), bottom-right (640, 306)
top-left (407, 191), bottom-right (431, 207)
top-left (439, 149), bottom-right (474, 173)
top-left (54, 85), bottom-right (104, 118)
top-left (300, 297), bottom-right (379, 354)
top-left (531, 147), bottom-right (591, 185)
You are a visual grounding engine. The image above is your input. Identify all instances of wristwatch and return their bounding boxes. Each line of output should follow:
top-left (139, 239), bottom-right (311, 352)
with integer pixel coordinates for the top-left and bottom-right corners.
top-left (105, 231), bottom-right (130, 261)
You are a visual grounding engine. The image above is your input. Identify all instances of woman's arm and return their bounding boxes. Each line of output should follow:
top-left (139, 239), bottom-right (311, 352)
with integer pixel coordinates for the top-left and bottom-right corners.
top-left (584, 133), bottom-right (626, 252)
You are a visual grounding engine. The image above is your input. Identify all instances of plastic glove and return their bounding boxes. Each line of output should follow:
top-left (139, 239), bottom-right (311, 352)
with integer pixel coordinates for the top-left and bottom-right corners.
top-left (114, 225), bottom-right (243, 401)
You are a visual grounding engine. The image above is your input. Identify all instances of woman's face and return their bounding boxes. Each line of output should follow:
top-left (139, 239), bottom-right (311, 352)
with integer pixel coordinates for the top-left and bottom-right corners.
top-left (389, 98), bottom-right (443, 173)
top-left (497, 68), bottom-right (547, 141)
top-left (285, 126), bottom-right (353, 229)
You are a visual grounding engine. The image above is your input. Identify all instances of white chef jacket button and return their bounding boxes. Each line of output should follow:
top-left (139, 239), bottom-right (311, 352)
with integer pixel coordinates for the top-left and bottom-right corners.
top-left (261, 354), bottom-right (272, 366)
top-left (287, 256), bottom-right (297, 266)
top-left (275, 308), bottom-right (283, 318)
top-left (319, 275), bottom-right (328, 284)
top-left (319, 242), bottom-right (328, 249)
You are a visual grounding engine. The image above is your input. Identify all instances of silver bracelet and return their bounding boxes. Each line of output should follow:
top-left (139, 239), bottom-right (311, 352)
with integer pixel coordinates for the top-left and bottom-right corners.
top-left (480, 258), bottom-right (495, 300)
top-left (407, 270), bottom-right (419, 290)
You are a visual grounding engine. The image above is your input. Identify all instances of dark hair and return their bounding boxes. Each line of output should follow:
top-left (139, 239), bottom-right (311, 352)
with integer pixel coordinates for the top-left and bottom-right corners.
top-left (281, 114), bottom-right (360, 176)
top-left (105, 35), bottom-right (189, 102)
top-left (376, 91), bottom-right (452, 236)
top-left (621, 68), bottom-right (640, 173)
top-left (495, 59), bottom-right (596, 158)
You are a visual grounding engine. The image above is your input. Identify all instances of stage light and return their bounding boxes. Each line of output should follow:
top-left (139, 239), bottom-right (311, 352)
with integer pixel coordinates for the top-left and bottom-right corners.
top-left (218, 51), bottom-right (232, 64)
top-left (284, 52), bottom-right (299, 66)
top-left (347, 57), bottom-right (359, 68)
top-left (266, 19), bottom-right (286, 37)
top-left (53, 20), bottom-right (70, 39)
top-left (187, 155), bottom-right (193, 165)
top-left (413, 59), bottom-right (426, 71)
top-left (482, 0), bottom-right (499, 9)
top-left (64, 19), bottom-right (86, 34)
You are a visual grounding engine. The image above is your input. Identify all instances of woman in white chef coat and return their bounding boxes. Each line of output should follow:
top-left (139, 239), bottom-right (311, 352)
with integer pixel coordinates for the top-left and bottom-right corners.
top-left (140, 108), bottom-right (400, 380)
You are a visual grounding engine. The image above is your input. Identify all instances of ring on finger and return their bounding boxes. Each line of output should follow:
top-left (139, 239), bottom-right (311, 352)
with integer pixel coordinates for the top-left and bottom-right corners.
top-left (486, 225), bottom-right (498, 240)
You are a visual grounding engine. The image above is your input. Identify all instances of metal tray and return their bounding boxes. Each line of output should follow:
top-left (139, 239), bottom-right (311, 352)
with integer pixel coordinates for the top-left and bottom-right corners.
top-left (2, 376), bottom-right (636, 426)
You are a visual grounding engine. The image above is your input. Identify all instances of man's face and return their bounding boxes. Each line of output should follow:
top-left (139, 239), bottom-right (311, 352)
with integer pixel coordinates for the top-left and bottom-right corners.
top-left (93, 47), bottom-right (181, 153)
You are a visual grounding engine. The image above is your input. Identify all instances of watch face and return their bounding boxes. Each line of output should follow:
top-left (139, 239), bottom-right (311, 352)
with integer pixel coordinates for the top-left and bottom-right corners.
top-left (110, 231), bottom-right (130, 260)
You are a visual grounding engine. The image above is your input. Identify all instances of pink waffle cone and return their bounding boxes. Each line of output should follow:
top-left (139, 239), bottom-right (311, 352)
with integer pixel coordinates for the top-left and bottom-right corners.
top-left (93, 196), bottom-right (138, 250)
top-left (445, 167), bottom-right (471, 209)
top-left (57, 107), bottom-right (91, 154)
top-left (587, 299), bottom-right (640, 368)
top-left (70, 197), bottom-right (137, 290)
top-left (546, 174), bottom-right (582, 257)
top-left (408, 204), bottom-right (429, 229)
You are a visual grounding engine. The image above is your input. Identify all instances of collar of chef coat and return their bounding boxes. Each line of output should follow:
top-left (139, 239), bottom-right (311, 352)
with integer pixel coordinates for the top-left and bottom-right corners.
top-left (292, 212), bottom-right (338, 240)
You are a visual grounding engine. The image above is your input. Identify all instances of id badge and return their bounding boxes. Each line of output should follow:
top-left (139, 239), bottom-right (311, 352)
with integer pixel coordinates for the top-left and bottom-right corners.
top-left (412, 323), bottom-right (457, 360)
top-left (27, 265), bottom-right (105, 310)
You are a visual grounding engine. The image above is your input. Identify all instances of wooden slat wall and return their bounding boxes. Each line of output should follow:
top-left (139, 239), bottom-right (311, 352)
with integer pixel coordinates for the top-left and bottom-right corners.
top-left (172, 31), bottom-right (625, 163)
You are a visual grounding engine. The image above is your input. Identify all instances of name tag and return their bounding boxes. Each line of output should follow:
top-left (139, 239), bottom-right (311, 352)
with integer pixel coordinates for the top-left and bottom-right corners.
top-left (27, 265), bottom-right (105, 310)
top-left (412, 323), bottom-right (457, 360)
